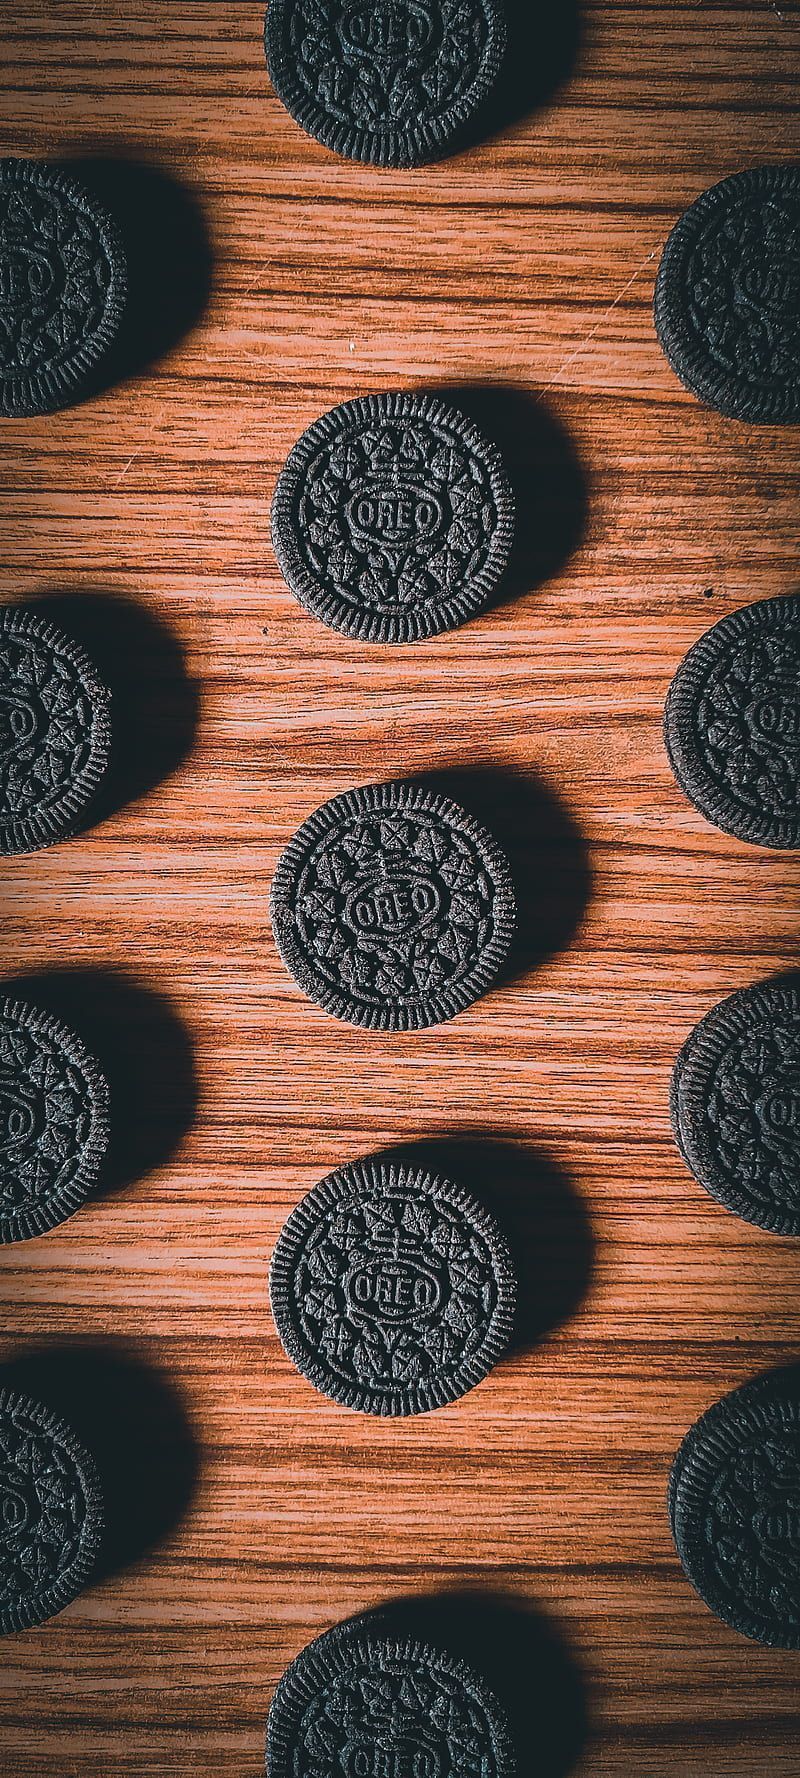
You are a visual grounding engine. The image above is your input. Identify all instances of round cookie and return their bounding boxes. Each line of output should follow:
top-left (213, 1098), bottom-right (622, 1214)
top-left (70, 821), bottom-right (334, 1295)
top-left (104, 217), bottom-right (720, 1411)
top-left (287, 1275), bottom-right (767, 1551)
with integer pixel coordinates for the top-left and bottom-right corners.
top-left (0, 1386), bottom-right (103, 1633)
top-left (272, 391), bottom-right (515, 644)
top-left (0, 158), bottom-right (127, 417)
top-left (0, 606), bottom-right (111, 854)
top-left (0, 995), bottom-right (109, 1244)
top-left (669, 1368), bottom-right (800, 1647)
top-left (654, 165), bottom-right (800, 423)
top-left (264, 0), bottom-right (507, 168)
top-left (270, 1155), bottom-right (516, 1415)
top-left (670, 977), bottom-right (800, 1237)
top-left (266, 1619), bottom-right (516, 1777)
top-left (269, 780), bottom-right (517, 1031)
top-left (664, 595), bottom-right (800, 849)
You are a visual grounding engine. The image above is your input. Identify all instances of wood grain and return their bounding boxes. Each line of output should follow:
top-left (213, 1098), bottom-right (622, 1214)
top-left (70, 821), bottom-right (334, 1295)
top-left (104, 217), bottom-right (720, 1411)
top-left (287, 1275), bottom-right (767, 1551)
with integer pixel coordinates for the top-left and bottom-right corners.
top-left (1, 3), bottom-right (800, 1773)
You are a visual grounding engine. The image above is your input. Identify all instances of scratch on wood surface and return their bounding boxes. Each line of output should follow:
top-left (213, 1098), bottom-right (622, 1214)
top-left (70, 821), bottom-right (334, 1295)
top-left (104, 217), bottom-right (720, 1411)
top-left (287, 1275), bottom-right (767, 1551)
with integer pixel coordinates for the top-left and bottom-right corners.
top-left (544, 243), bottom-right (662, 391)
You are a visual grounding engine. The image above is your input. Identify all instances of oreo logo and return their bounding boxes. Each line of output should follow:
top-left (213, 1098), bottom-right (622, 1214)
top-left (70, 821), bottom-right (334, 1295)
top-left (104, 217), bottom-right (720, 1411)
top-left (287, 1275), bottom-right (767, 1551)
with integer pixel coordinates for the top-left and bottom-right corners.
top-left (0, 1482), bottom-right (30, 1540)
top-left (344, 873), bottom-right (441, 937)
top-left (0, 243), bottom-right (57, 313)
top-left (755, 1082), bottom-right (800, 1141)
top-left (346, 481), bottom-right (444, 549)
top-left (338, 0), bottom-right (436, 62)
top-left (343, 1736), bottom-right (444, 1777)
top-left (0, 690), bottom-right (41, 765)
top-left (748, 693), bottom-right (800, 745)
top-left (345, 1258), bottom-right (443, 1324)
top-left (0, 1075), bottom-right (40, 1154)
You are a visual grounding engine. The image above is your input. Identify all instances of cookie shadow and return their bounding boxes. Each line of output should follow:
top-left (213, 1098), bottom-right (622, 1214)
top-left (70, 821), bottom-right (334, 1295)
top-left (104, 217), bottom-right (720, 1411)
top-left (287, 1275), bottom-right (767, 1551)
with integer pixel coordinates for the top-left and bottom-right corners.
top-left (0, 1343), bottom-right (199, 1582)
top-left (343, 1593), bottom-right (589, 1778)
top-left (417, 765), bottom-right (591, 983)
top-left (27, 591), bottom-right (200, 822)
top-left (2, 967), bottom-right (196, 1200)
top-left (468, 0), bottom-right (583, 149)
top-left (427, 383), bottom-right (588, 610)
top-left (56, 156), bottom-right (213, 395)
top-left (382, 1138), bottom-right (593, 1353)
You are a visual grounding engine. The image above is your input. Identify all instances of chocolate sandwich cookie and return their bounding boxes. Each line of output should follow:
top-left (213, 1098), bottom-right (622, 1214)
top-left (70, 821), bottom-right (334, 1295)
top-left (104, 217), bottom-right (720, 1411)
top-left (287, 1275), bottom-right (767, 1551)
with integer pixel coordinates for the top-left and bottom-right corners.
top-left (264, 0), bottom-right (507, 168)
top-left (272, 391), bottom-right (515, 644)
top-left (669, 1369), bottom-right (800, 1647)
top-left (0, 158), bottom-right (126, 417)
top-left (654, 166), bottom-right (800, 423)
top-left (664, 594), bottom-right (800, 848)
top-left (270, 780), bottom-right (516, 1030)
top-left (670, 977), bottom-right (800, 1237)
top-left (266, 1619), bottom-right (516, 1777)
top-left (0, 995), bottom-right (109, 1244)
top-left (0, 1385), bottom-right (103, 1633)
top-left (270, 1155), bottom-right (516, 1415)
top-left (0, 606), bottom-right (111, 854)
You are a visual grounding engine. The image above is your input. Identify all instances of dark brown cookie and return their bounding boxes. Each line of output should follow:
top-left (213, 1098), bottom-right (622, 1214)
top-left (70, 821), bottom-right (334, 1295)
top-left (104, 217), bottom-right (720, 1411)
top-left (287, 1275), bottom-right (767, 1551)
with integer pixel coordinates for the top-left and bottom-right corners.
top-left (0, 1386), bottom-right (104, 1634)
top-left (0, 606), bottom-right (111, 854)
top-left (270, 780), bottom-right (517, 1030)
top-left (0, 994), bottom-right (110, 1244)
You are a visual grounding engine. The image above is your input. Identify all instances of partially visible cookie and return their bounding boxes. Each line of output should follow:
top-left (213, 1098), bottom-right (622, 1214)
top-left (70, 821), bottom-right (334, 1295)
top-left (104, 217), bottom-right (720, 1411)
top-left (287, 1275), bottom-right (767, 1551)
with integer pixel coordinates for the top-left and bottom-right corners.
top-left (270, 1155), bottom-right (516, 1414)
top-left (264, 0), bottom-right (507, 168)
top-left (654, 165), bottom-right (800, 423)
top-left (266, 1618), bottom-right (516, 1777)
top-left (0, 994), bottom-right (109, 1244)
top-left (664, 594), bottom-right (800, 848)
top-left (0, 158), bottom-right (127, 417)
top-left (0, 606), bottom-right (111, 853)
top-left (0, 1386), bottom-right (104, 1634)
top-left (669, 1369), bottom-right (800, 1647)
top-left (272, 391), bottom-right (515, 643)
top-left (270, 779), bottom-right (517, 1030)
top-left (670, 977), bottom-right (800, 1237)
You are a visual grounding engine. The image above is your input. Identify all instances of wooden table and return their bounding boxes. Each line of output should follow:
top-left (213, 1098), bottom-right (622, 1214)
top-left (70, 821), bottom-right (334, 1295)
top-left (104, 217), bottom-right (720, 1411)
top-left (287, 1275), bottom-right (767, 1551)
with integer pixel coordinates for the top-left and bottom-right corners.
top-left (1, 4), bottom-right (800, 1772)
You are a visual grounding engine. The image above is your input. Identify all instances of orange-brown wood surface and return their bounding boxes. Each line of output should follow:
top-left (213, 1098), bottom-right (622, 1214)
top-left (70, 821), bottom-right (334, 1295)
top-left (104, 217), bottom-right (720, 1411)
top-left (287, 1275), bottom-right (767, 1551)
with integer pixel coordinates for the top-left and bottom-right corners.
top-left (1, 4), bottom-right (800, 1773)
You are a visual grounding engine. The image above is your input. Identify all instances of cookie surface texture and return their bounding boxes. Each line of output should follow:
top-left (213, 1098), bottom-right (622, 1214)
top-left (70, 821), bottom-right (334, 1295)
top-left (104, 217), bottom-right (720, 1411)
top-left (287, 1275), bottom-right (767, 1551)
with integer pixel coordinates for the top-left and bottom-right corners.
top-left (266, 1620), bottom-right (516, 1777)
top-left (0, 606), bottom-right (111, 854)
top-left (0, 995), bottom-right (110, 1244)
top-left (669, 1369), bottom-right (800, 1647)
top-left (264, 0), bottom-right (507, 167)
top-left (671, 976), bottom-right (800, 1237)
top-left (0, 1386), bottom-right (104, 1634)
top-left (664, 594), bottom-right (800, 848)
top-left (272, 391), bottom-right (515, 643)
top-left (270, 1155), bottom-right (517, 1414)
top-left (654, 165), bottom-right (800, 423)
top-left (270, 780), bottom-right (517, 1030)
top-left (0, 157), bottom-right (127, 416)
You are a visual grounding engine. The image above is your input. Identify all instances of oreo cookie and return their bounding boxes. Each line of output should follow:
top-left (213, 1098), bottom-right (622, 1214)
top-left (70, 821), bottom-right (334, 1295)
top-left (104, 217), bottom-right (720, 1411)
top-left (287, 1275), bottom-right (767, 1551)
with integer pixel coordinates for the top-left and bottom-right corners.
top-left (264, 0), bottom-right (507, 168)
top-left (664, 594), bottom-right (800, 848)
top-left (0, 158), bottom-right (126, 417)
top-left (272, 391), bottom-right (515, 644)
top-left (266, 1618), bottom-right (516, 1777)
top-left (654, 166), bottom-right (800, 424)
top-left (270, 1155), bottom-right (516, 1415)
top-left (270, 780), bottom-right (516, 1030)
top-left (0, 994), bottom-right (109, 1243)
top-left (671, 977), bottom-right (800, 1237)
top-left (0, 1385), bottom-right (103, 1633)
top-left (0, 606), bottom-right (111, 854)
top-left (669, 1369), bottom-right (800, 1647)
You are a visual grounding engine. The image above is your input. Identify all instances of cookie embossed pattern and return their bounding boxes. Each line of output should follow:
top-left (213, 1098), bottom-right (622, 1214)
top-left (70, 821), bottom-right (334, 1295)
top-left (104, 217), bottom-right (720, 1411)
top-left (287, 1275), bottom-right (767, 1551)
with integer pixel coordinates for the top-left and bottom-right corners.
top-left (0, 606), bottom-right (111, 854)
top-left (0, 995), bottom-right (109, 1244)
top-left (270, 780), bottom-right (517, 1030)
top-left (272, 391), bottom-right (515, 643)
top-left (664, 594), bottom-right (800, 849)
top-left (671, 977), bottom-right (800, 1237)
top-left (264, 0), bottom-right (507, 166)
top-left (0, 158), bottom-right (127, 417)
top-left (0, 1386), bottom-right (104, 1635)
top-left (669, 1370), bottom-right (800, 1648)
top-left (654, 165), bottom-right (800, 423)
top-left (266, 1620), bottom-right (516, 1777)
top-left (270, 1156), bottom-right (517, 1414)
